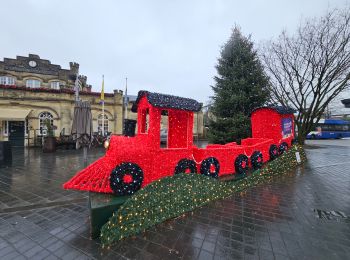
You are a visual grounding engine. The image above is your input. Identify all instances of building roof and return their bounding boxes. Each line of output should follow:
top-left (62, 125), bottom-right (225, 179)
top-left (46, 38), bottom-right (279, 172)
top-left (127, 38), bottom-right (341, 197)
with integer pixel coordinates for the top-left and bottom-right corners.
top-left (1, 54), bottom-right (65, 76)
top-left (251, 106), bottom-right (296, 116)
top-left (131, 90), bottom-right (202, 112)
top-left (125, 95), bottom-right (138, 102)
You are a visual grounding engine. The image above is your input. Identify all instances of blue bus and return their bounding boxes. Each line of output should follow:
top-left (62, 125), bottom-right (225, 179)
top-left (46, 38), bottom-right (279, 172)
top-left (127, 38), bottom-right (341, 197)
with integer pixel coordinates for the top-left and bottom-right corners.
top-left (307, 119), bottom-right (350, 139)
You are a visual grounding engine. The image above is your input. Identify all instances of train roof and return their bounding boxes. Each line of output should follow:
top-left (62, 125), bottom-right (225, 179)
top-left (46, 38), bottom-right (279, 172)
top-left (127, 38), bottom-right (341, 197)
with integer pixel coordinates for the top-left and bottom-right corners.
top-left (251, 106), bottom-right (296, 116)
top-left (131, 90), bottom-right (202, 112)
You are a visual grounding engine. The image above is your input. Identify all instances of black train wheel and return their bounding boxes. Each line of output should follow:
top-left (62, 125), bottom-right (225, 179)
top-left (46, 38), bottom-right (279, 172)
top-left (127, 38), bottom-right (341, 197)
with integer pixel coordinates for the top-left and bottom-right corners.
top-left (235, 154), bottom-right (249, 176)
top-left (174, 159), bottom-right (197, 174)
top-left (200, 157), bottom-right (220, 178)
top-left (251, 151), bottom-right (263, 170)
top-left (110, 162), bottom-right (143, 196)
top-left (269, 144), bottom-right (279, 160)
top-left (278, 142), bottom-right (288, 155)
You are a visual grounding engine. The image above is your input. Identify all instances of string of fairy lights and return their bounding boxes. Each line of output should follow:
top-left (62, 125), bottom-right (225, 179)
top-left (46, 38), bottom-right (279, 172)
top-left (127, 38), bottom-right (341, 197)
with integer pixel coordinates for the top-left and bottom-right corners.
top-left (100, 145), bottom-right (306, 246)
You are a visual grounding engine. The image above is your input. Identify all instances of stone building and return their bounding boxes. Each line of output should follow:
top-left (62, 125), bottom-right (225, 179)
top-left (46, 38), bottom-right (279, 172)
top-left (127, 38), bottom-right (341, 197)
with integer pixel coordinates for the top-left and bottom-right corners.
top-left (0, 54), bottom-right (123, 146)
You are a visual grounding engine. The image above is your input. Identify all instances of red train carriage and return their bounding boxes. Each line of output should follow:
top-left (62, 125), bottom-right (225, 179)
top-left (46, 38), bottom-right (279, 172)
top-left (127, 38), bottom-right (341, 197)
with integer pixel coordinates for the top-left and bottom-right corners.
top-left (63, 91), bottom-right (295, 195)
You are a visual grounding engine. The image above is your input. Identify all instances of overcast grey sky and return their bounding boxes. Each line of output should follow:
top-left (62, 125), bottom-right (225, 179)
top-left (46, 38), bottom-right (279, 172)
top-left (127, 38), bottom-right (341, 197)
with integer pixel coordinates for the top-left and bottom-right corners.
top-left (1, 0), bottom-right (348, 103)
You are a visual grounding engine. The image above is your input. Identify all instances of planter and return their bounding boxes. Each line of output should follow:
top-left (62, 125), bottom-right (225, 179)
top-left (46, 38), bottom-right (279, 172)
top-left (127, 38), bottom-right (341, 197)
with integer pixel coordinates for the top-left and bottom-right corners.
top-left (43, 136), bottom-right (56, 153)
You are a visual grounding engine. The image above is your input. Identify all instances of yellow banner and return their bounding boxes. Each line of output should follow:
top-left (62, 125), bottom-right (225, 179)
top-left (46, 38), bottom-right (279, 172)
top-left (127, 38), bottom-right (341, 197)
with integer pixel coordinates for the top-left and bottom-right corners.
top-left (101, 76), bottom-right (104, 101)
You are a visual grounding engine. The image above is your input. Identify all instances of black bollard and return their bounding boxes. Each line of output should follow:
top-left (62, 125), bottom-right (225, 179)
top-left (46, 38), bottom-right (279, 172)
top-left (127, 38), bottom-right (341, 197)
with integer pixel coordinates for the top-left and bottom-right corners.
top-left (0, 141), bottom-right (12, 165)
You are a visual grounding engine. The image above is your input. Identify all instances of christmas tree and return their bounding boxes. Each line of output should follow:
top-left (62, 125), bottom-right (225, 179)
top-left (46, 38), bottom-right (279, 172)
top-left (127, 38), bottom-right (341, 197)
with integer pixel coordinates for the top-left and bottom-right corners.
top-left (208, 27), bottom-right (270, 144)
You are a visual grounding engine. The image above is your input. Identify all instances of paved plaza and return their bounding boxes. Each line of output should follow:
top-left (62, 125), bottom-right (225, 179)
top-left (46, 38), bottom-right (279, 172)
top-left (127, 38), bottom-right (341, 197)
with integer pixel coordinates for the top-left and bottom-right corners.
top-left (0, 141), bottom-right (349, 259)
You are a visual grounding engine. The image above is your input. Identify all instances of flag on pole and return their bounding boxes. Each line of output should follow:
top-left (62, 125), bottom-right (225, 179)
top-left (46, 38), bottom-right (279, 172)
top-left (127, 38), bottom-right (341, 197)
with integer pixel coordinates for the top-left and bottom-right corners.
top-left (101, 75), bottom-right (105, 136)
top-left (100, 75), bottom-right (105, 104)
top-left (124, 77), bottom-right (128, 119)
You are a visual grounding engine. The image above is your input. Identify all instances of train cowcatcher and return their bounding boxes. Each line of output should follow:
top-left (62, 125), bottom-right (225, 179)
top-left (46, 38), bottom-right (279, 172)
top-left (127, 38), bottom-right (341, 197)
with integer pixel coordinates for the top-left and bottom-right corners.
top-left (63, 90), bottom-right (295, 196)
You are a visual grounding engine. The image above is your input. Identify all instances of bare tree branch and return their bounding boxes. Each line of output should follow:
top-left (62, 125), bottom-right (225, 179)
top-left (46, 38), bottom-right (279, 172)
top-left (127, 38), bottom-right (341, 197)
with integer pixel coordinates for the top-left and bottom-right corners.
top-left (260, 8), bottom-right (350, 144)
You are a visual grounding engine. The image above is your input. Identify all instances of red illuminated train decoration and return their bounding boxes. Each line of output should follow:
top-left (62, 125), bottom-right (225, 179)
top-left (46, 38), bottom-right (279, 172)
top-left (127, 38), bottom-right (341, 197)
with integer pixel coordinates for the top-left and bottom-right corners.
top-left (63, 90), bottom-right (295, 195)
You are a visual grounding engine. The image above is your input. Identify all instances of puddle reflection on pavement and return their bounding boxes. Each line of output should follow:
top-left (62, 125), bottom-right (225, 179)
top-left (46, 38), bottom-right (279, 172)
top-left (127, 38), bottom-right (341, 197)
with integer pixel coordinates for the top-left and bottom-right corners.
top-left (0, 144), bottom-right (349, 259)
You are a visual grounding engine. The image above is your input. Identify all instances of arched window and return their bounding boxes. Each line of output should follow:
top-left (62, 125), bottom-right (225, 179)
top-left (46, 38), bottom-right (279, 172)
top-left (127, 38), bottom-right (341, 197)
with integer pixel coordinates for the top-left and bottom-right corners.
top-left (97, 114), bottom-right (108, 135)
top-left (38, 111), bottom-right (54, 135)
top-left (26, 79), bottom-right (41, 88)
top-left (0, 76), bottom-right (16, 85)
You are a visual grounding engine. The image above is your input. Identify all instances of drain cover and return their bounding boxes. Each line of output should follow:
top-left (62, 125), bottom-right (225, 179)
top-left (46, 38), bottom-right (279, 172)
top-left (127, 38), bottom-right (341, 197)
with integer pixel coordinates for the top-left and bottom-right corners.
top-left (313, 209), bottom-right (347, 220)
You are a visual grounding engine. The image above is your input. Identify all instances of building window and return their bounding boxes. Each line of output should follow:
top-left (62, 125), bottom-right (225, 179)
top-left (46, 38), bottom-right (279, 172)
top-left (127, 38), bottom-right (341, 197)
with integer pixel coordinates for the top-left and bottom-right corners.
top-left (38, 111), bottom-right (53, 135)
top-left (50, 81), bottom-right (60, 90)
top-left (2, 121), bottom-right (8, 136)
top-left (26, 79), bottom-right (41, 88)
top-left (97, 114), bottom-right (108, 135)
top-left (0, 76), bottom-right (15, 85)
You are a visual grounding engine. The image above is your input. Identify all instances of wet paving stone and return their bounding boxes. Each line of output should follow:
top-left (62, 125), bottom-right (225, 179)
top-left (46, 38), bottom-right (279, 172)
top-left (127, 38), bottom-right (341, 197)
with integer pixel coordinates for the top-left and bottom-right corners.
top-left (0, 145), bottom-right (350, 259)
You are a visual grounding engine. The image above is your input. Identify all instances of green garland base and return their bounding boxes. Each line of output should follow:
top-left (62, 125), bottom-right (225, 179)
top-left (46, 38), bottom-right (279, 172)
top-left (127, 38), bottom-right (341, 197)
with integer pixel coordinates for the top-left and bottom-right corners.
top-left (101, 145), bottom-right (306, 246)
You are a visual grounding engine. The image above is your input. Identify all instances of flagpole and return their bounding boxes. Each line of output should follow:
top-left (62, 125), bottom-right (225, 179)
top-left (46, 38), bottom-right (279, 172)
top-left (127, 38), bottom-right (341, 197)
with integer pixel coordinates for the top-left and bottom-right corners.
top-left (102, 75), bottom-right (105, 137)
top-left (74, 67), bottom-right (80, 151)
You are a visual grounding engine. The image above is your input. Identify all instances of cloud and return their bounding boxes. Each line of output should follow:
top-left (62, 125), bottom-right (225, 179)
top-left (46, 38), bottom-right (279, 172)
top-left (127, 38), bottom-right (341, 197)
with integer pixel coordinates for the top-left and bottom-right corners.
top-left (1, 0), bottom-right (348, 103)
